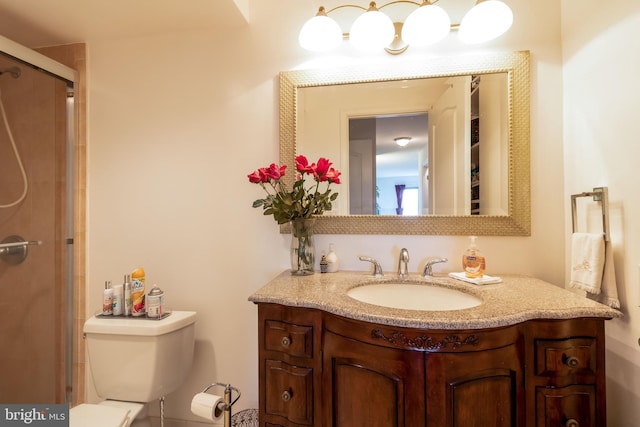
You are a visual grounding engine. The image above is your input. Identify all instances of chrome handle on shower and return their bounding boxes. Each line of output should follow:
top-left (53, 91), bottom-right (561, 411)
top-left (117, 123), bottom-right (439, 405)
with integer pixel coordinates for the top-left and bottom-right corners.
top-left (0, 239), bottom-right (42, 250)
top-left (0, 235), bottom-right (42, 265)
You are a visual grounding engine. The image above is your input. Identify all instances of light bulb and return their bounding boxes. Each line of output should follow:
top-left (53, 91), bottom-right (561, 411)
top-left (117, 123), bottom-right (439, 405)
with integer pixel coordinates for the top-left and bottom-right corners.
top-left (394, 137), bottom-right (411, 147)
top-left (299, 7), bottom-right (343, 52)
top-left (349, 3), bottom-right (395, 52)
top-left (459, 0), bottom-right (513, 44)
top-left (402, 2), bottom-right (451, 47)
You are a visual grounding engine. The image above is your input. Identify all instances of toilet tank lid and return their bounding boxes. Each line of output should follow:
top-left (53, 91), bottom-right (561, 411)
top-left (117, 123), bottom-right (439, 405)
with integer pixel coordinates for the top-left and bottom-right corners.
top-left (83, 310), bottom-right (196, 336)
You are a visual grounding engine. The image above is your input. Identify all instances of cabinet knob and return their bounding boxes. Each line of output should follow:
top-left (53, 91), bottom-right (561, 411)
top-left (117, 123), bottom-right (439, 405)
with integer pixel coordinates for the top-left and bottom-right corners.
top-left (281, 390), bottom-right (292, 402)
top-left (565, 419), bottom-right (579, 427)
top-left (281, 336), bottom-right (291, 347)
top-left (562, 354), bottom-right (580, 368)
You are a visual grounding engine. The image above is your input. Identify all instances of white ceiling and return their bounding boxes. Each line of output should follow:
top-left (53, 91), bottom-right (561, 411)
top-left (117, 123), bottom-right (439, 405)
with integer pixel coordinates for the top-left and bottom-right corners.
top-left (0, 0), bottom-right (249, 47)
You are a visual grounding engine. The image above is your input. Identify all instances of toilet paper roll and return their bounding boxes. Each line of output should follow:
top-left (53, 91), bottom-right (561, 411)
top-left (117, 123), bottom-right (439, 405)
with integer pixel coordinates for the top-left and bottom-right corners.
top-left (191, 392), bottom-right (224, 421)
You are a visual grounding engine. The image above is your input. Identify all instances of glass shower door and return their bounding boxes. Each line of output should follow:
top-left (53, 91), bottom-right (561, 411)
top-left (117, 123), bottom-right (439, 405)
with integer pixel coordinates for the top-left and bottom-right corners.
top-left (0, 52), bottom-right (73, 404)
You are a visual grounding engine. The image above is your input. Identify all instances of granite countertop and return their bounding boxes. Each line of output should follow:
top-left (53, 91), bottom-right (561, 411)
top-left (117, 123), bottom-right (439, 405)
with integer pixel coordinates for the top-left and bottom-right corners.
top-left (248, 270), bottom-right (622, 330)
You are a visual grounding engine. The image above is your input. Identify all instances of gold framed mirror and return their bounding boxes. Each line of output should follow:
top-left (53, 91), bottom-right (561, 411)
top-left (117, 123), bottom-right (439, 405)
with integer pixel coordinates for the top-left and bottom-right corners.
top-left (279, 50), bottom-right (530, 235)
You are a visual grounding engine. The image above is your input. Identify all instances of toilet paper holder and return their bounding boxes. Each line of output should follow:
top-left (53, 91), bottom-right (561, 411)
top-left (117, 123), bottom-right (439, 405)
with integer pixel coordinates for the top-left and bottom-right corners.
top-left (201, 382), bottom-right (241, 427)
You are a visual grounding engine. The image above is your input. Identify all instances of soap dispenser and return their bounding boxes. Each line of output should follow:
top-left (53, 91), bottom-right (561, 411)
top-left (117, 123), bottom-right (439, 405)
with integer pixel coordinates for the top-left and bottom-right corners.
top-left (462, 236), bottom-right (485, 278)
top-left (326, 243), bottom-right (339, 273)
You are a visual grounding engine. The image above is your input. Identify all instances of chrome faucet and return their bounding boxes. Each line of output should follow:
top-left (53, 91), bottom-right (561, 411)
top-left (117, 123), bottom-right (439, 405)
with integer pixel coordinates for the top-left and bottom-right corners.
top-left (423, 257), bottom-right (448, 277)
top-left (397, 248), bottom-right (410, 279)
top-left (359, 256), bottom-right (384, 277)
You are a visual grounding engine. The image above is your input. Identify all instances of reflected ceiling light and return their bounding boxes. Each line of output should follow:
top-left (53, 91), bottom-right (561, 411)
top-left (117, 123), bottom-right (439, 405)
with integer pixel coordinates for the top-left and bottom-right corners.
top-left (458, 0), bottom-right (513, 44)
top-left (298, 0), bottom-right (514, 55)
top-left (298, 6), bottom-right (344, 52)
top-left (395, 137), bottom-right (411, 147)
top-left (401, 1), bottom-right (451, 47)
top-left (349, 2), bottom-right (395, 52)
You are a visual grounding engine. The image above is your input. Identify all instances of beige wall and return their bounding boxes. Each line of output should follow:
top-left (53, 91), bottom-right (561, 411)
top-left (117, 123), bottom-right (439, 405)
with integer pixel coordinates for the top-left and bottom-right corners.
top-left (562, 1), bottom-right (640, 425)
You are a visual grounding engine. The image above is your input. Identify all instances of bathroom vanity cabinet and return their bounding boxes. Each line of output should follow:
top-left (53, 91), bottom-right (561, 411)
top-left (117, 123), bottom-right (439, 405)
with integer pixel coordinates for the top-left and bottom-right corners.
top-left (251, 272), bottom-right (618, 427)
top-left (257, 303), bottom-right (607, 427)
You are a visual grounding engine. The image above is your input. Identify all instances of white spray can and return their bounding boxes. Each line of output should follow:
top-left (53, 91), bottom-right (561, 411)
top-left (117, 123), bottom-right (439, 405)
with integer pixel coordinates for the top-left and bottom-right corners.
top-left (123, 274), bottom-right (132, 316)
top-left (102, 281), bottom-right (113, 315)
top-left (112, 284), bottom-right (124, 316)
top-left (146, 285), bottom-right (164, 319)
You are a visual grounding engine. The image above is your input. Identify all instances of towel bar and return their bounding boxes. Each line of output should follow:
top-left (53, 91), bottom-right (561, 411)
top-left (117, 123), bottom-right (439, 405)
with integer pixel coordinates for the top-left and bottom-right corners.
top-left (570, 187), bottom-right (610, 241)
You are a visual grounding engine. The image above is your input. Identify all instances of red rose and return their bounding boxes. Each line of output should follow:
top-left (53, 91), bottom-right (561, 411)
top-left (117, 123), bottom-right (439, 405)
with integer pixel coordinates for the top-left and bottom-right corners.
top-left (326, 167), bottom-right (341, 184)
top-left (295, 155), bottom-right (315, 174)
top-left (314, 157), bottom-right (332, 181)
top-left (247, 170), bottom-right (262, 183)
top-left (265, 163), bottom-right (286, 181)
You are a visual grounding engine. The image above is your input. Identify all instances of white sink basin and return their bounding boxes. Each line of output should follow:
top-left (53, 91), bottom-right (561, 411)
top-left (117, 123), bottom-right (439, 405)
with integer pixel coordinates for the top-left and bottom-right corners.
top-left (347, 283), bottom-right (482, 311)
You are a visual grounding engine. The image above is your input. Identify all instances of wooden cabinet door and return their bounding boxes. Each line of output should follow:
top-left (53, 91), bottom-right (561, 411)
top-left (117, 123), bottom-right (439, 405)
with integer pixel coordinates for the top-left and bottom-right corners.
top-left (323, 331), bottom-right (426, 427)
top-left (264, 360), bottom-right (314, 425)
top-left (535, 385), bottom-right (596, 427)
top-left (426, 344), bottom-right (524, 427)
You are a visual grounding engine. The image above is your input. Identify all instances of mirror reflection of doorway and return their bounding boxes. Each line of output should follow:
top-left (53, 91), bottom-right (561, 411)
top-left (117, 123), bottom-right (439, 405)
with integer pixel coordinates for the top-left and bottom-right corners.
top-left (349, 113), bottom-right (428, 215)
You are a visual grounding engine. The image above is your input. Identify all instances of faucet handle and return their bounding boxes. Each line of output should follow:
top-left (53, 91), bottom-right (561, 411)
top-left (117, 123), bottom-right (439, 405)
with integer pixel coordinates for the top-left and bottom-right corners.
top-left (359, 256), bottom-right (384, 277)
top-left (423, 257), bottom-right (448, 277)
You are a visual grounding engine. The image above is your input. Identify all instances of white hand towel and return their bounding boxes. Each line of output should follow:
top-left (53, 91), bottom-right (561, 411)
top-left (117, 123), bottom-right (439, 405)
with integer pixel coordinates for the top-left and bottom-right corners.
top-left (588, 240), bottom-right (620, 309)
top-left (569, 232), bottom-right (605, 294)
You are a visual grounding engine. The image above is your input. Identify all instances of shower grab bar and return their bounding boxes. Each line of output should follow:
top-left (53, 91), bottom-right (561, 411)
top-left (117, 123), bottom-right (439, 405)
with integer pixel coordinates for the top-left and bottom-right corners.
top-left (570, 186), bottom-right (610, 242)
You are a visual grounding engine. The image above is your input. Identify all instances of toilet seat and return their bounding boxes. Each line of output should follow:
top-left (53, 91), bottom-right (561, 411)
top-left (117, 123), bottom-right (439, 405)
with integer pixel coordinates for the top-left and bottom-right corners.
top-left (70, 401), bottom-right (144, 427)
top-left (70, 403), bottom-right (131, 427)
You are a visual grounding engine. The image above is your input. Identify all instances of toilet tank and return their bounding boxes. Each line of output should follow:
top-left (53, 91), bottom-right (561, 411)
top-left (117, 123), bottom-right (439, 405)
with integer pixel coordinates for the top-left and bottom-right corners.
top-left (84, 311), bottom-right (196, 403)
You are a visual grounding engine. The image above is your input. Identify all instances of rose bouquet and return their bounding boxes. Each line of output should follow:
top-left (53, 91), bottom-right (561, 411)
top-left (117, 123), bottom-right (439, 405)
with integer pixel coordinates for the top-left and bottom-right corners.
top-left (248, 155), bottom-right (341, 223)
top-left (248, 155), bottom-right (341, 274)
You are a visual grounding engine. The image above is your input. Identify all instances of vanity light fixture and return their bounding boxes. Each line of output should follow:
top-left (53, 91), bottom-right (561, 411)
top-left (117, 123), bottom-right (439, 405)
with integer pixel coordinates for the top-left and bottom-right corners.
top-left (394, 136), bottom-right (411, 147)
top-left (299, 0), bottom-right (513, 54)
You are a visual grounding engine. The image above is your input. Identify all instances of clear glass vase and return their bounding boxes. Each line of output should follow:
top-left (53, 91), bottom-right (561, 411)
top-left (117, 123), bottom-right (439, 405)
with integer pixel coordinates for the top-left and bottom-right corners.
top-left (290, 218), bottom-right (316, 276)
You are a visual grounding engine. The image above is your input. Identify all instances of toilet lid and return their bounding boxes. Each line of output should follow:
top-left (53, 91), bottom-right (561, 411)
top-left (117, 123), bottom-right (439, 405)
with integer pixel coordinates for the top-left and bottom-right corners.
top-left (70, 404), bottom-right (130, 427)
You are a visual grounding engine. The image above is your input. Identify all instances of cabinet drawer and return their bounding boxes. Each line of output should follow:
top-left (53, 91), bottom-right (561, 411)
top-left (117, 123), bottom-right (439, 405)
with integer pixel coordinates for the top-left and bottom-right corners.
top-left (265, 360), bottom-right (314, 425)
top-left (535, 338), bottom-right (596, 377)
top-left (265, 320), bottom-right (313, 358)
top-left (536, 384), bottom-right (596, 427)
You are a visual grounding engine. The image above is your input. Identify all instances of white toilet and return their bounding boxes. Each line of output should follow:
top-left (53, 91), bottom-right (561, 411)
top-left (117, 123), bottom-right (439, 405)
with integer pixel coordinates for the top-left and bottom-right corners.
top-left (71, 310), bottom-right (197, 427)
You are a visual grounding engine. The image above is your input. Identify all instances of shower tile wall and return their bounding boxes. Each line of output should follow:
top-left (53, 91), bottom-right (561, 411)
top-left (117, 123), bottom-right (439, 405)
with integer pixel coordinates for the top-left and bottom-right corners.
top-left (0, 59), bottom-right (66, 403)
